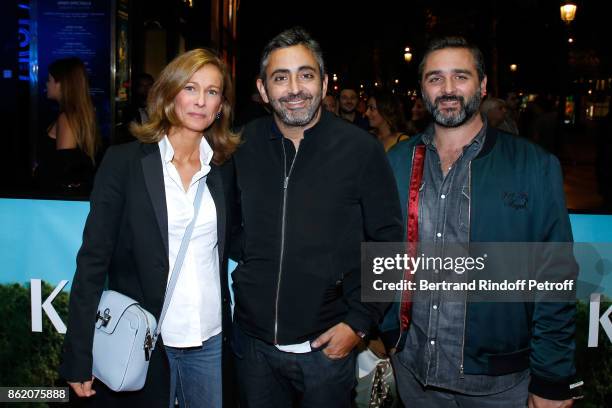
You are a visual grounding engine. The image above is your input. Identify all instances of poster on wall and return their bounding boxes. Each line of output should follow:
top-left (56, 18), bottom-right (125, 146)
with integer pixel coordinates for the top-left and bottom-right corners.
top-left (35, 0), bottom-right (112, 141)
top-left (115, 0), bottom-right (129, 104)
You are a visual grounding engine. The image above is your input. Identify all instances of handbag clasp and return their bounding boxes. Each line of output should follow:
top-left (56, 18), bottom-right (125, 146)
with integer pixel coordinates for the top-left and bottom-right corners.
top-left (144, 329), bottom-right (153, 361)
top-left (96, 308), bottom-right (111, 327)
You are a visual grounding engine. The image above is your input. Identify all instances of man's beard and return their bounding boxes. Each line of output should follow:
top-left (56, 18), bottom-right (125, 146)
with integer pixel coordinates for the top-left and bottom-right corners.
top-left (268, 88), bottom-right (322, 127)
top-left (339, 106), bottom-right (355, 115)
top-left (423, 89), bottom-right (482, 128)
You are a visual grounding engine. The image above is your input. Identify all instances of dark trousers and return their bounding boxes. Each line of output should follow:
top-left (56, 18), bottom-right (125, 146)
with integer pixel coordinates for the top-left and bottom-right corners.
top-left (392, 355), bottom-right (530, 408)
top-left (233, 328), bottom-right (356, 408)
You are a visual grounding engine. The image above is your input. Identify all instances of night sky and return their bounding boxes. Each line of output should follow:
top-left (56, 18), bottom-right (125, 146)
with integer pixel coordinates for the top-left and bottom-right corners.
top-left (235, 0), bottom-right (611, 99)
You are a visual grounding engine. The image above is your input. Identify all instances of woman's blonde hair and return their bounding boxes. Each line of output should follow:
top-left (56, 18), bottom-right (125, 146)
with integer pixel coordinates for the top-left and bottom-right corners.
top-left (131, 48), bottom-right (240, 165)
top-left (48, 58), bottom-right (100, 163)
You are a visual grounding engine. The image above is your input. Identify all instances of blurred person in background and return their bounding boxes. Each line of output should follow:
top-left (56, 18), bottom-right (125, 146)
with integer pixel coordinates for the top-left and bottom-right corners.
top-left (365, 89), bottom-right (409, 151)
top-left (36, 57), bottom-right (100, 194)
top-left (531, 96), bottom-right (559, 154)
top-left (406, 96), bottom-right (432, 136)
top-left (505, 91), bottom-right (521, 126)
top-left (130, 72), bottom-right (155, 125)
top-left (115, 73), bottom-right (155, 145)
top-left (338, 84), bottom-right (369, 130)
top-left (357, 97), bottom-right (367, 116)
top-left (481, 97), bottom-right (519, 134)
top-left (322, 93), bottom-right (338, 115)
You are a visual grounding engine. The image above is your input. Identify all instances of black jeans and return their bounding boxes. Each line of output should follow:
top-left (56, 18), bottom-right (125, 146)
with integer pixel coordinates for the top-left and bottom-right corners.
top-left (233, 325), bottom-right (356, 408)
top-left (392, 354), bottom-right (530, 408)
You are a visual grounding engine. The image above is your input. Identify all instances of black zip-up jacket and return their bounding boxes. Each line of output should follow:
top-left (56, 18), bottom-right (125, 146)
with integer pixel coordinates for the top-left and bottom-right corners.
top-left (232, 111), bottom-right (403, 345)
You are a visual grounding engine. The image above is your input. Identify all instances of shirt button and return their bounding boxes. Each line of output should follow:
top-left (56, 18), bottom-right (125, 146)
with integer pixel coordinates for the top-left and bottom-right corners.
top-left (433, 305), bottom-right (438, 310)
top-left (430, 340), bottom-right (436, 345)
top-left (436, 232), bottom-right (442, 238)
top-left (441, 194), bottom-right (446, 199)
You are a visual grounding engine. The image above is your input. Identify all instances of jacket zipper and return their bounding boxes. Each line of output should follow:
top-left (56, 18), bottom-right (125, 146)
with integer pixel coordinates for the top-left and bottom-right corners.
top-left (459, 161), bottom-right (472, 379)
top-left (274, 139), bottom-right (299, 344)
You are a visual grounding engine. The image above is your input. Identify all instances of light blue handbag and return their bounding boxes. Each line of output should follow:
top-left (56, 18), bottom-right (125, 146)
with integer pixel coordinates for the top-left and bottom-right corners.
top-left (92, 177), bottom-right (206, 392)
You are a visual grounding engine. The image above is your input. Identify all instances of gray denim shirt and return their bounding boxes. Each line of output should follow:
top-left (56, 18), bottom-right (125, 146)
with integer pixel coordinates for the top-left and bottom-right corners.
top-left (397, 120), bottom-right (529, 394)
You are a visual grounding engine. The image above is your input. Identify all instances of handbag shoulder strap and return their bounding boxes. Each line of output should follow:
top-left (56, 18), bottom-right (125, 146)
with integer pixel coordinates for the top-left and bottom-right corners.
top-left (152, 176), bottom-right (207, 345)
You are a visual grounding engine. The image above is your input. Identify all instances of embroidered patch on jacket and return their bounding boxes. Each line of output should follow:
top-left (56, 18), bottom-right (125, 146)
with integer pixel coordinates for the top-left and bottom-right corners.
top-left (503, 192), bottom-right (528, 209)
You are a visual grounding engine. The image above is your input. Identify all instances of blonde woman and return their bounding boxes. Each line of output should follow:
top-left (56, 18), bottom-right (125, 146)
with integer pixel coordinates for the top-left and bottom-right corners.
top-left (60, 49), bottom-right (240, 407)
top-left (39, 57), bottom-right (100, 192)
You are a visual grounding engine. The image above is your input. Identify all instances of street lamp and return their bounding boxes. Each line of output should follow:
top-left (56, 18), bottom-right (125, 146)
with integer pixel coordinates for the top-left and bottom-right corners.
top-left (404, 47), bottom-right (412, 63)
top-left (510, 64), bottom-right (518, 72)
top-left (560, 2), bottom-right (578, 126)
top-left (560, 2), bottom-right (577, 24)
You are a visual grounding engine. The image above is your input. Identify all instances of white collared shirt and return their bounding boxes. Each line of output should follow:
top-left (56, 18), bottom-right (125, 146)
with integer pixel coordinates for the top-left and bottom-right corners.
top-left (158, 135), bottom-right (221, 347)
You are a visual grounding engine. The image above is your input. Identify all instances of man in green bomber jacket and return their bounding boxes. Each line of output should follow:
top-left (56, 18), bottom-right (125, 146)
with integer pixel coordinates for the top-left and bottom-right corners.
top-left (387, 37), bottom-right (577, 408)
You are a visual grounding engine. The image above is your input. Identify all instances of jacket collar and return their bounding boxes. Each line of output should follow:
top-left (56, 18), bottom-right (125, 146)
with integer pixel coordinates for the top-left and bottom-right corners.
top-left (141, 142), bottom-right (169, 255)
top-left (474, 123), bottom-right (498, 159)
top-left (413, 115), bottom-right (497, 160)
